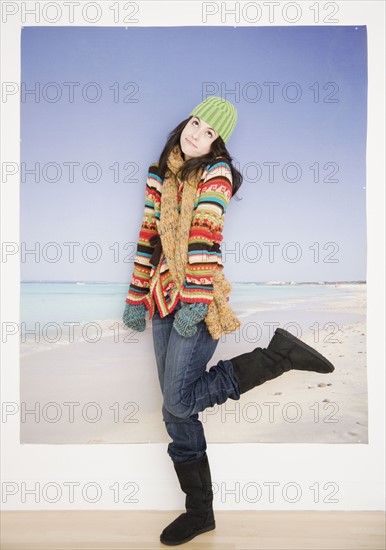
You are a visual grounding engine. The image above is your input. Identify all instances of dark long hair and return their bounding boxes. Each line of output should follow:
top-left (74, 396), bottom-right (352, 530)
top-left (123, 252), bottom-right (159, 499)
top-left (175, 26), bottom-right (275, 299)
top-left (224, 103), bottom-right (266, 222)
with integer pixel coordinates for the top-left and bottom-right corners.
top-left (156, 117), bottom-right (243, 197)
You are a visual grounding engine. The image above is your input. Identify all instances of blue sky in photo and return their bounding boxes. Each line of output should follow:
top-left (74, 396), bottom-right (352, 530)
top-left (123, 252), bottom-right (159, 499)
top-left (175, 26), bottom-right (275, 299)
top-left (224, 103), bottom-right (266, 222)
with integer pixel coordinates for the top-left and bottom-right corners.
top-left (20, 25), bottom-right (367, 282)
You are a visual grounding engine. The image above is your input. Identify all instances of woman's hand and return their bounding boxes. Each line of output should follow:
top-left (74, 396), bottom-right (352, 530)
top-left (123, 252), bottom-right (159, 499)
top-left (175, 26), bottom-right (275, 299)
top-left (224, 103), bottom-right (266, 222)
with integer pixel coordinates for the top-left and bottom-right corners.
top-left (122, 303), bottom-right (147, 332)
top-left (173, 302), bottom-right (209, 338)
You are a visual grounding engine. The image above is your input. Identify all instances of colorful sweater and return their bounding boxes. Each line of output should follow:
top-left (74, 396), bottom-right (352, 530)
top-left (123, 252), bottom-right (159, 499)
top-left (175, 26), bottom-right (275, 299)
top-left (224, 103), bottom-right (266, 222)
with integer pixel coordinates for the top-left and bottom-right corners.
top-left (125, 158), bottom-right (233, 319)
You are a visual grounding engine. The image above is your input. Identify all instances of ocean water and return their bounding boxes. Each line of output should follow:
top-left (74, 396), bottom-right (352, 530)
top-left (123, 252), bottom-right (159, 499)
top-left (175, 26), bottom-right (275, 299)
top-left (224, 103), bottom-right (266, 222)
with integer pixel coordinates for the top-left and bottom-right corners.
top-left (19, 281), bottom-right (363, 331)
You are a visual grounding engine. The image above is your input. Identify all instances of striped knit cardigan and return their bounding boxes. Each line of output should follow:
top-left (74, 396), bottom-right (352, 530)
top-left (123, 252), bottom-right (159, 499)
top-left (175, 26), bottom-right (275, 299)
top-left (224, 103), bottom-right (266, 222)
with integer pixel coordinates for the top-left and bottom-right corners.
top-left (125, 145), bottom-right (241, 339)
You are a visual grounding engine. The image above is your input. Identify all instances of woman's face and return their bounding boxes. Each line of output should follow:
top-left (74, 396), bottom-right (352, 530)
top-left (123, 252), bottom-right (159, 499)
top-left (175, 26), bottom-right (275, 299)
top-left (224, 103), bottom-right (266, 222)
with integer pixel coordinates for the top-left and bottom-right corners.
top-left (180, 116), bottom-right (219, 160)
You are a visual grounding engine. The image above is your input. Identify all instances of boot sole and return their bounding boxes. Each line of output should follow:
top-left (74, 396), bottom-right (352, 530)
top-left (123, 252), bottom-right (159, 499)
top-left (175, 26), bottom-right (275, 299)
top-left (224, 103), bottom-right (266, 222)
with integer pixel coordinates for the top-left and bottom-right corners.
top-left (160, 522), bottom-right (216, 546)
top-left (275, 328), bottom-right (335, 373)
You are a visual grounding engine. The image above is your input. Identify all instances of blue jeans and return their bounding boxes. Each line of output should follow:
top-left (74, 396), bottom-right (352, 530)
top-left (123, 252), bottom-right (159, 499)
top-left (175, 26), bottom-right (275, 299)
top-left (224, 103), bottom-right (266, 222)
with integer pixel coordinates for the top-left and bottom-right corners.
top-left (152, 301), bottom-right (241, 464)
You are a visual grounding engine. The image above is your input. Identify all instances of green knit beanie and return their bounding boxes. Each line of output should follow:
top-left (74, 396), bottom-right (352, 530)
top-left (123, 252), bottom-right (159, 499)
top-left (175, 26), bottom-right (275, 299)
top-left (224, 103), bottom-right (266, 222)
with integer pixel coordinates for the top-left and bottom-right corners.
top-left (189, 96), bottom-right (238, 144)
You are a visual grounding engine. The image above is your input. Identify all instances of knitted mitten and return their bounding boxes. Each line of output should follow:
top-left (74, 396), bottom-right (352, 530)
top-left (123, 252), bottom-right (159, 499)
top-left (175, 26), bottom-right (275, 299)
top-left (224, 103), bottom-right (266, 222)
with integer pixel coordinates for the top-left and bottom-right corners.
top-left (122, 302), bottom-right (147, 332)
top-left (173, 302), bottom-right (209, 338)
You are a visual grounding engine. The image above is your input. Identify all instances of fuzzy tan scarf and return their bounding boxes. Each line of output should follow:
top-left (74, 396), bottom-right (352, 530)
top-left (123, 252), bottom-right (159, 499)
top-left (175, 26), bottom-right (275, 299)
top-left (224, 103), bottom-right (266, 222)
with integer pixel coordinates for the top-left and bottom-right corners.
top-left (158, 145), bottom-right (241, 340)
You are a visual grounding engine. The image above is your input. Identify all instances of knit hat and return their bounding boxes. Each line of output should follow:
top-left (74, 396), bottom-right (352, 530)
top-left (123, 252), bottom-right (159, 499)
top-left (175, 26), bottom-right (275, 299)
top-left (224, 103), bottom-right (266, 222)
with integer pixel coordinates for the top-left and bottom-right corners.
top-left (189, 96), bottom-right (238, 144)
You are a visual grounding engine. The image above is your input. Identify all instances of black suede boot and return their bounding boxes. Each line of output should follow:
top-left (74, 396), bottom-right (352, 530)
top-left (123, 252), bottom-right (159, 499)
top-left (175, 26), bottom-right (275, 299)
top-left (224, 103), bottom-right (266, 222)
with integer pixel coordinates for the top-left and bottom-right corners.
top-left (231, 327), bottom-right (335, 394)
top-left (160, 453), bottom-right (215, 546)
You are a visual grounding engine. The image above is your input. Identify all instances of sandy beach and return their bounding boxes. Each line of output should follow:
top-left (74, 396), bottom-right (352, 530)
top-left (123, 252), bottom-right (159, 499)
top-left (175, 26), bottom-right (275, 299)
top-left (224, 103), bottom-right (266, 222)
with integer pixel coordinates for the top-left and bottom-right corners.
top-left (19, 284), bottom-right (367, 444)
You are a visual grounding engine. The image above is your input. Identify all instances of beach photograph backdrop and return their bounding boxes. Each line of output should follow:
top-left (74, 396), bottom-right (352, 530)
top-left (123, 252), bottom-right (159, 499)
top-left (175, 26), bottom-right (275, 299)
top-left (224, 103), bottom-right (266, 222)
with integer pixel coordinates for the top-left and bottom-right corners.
top-left (19, 25), bottom-right (367, 444)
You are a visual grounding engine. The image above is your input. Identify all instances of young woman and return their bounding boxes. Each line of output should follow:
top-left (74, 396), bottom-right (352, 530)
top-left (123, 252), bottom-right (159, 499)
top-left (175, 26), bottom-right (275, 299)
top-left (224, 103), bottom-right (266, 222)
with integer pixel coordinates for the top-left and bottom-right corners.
top-left (123, 96), bottom-right (335, 546)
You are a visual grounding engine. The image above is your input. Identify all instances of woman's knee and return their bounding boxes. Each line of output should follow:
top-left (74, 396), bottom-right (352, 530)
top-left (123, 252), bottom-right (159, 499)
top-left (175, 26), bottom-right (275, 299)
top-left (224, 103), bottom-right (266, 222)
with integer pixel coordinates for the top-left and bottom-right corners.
top-left (163, 397), bottom-right (192, 419)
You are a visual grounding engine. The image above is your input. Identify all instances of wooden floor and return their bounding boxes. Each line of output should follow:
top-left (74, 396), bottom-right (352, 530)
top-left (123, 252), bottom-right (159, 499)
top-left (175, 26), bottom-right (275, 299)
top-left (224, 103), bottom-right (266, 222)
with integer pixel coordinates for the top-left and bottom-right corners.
top-left (1, 511), bottom-right (385, 549)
